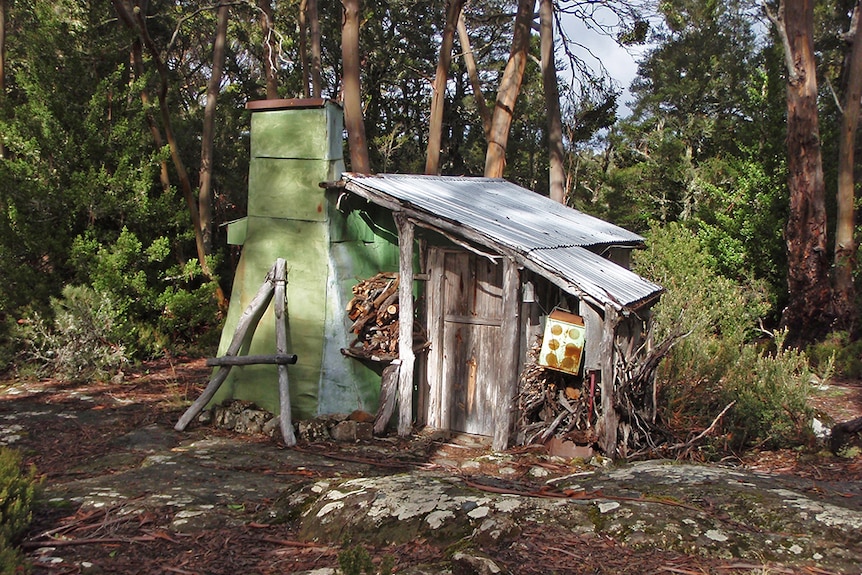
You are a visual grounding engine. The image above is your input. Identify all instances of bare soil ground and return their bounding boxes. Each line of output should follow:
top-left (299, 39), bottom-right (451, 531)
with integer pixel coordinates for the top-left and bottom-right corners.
top-left (1, 358), bottom-right (860, 575)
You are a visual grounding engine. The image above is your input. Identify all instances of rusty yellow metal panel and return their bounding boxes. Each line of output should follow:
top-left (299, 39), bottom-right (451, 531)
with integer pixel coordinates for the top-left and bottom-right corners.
top-left (539, 309), bottom-right (586, 375)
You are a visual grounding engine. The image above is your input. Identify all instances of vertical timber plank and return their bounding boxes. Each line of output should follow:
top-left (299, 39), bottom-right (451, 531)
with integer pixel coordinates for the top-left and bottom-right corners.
top-left (425, 248), bottom-right (445, 428)
top-left (395, 213), bottom-right (415, 437)
top-left (274, 259), bottom-right (296, 446)
top-left (493, 258), bottom-right (520, 450)
top-left (599, 304), bottom-right (620, 457)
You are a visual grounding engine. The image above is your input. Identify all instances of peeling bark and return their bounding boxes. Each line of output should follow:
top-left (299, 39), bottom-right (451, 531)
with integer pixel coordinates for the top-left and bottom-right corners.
top-left (425, 0), bottom-right (465, 175)
top-left (768, 0), bottom-right (833, 340)
top-left (341, 0), bottom-right (371, 173)
top-left (539, 0), bottom-right (564, 203)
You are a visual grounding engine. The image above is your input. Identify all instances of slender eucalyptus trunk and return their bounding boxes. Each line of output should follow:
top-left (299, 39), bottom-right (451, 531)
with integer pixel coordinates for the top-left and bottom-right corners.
top-left (425, 0), bottom-right (465, 175)
top-left (131, 38), bottom-right (171, 193)
top-left (484, 0), bottom-right (536, 178)
top-left (309, 0), bottom-right (322, 97)
top-left (539, 0), bottom-right (564, 203)
top-left (258, 0), bottom-right (278, 99)
top-left (458, 14), bottom-right (491, 140)
top-left (199, 3), bottom-right (229, 255)
top-left (299, 0), bottom-right (310, 97)
top-left (113, 0), bottom-right (227, 309)
top-left (834, 2), bottom-right (862, 329)
top-left (767, 0), bottom-right (833, 340)
top-left (341, 0), bottom-right (371, 173)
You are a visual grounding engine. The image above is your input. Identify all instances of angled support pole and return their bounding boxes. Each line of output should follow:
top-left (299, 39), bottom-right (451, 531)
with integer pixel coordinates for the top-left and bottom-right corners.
top-left (175, 259), bottom-right (298, 446)
top-left (273, 259), bottom-right (296, 446)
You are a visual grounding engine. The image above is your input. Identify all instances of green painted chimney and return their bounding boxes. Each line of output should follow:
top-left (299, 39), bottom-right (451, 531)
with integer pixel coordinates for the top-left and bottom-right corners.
top-left (211, 99), bottom-right (396, 419)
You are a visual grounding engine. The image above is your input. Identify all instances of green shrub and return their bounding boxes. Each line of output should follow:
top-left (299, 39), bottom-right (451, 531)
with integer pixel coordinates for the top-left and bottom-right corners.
top-left (807, 331), bottom-right (862, 379)
top-left (17, 285), bottom-right (128, 381)
top-left (0, 315), bottom-right (22, 375)
top-left (338, 545), bottom-right (393, 575)
top-left (722, 330), bottom-right (815, 449)
top-left (0, 447), bottom-right (41, 574)
top-left (69, 227), bottom-right (221, 358)
top-left (635, 223), bottom-right (817, 452)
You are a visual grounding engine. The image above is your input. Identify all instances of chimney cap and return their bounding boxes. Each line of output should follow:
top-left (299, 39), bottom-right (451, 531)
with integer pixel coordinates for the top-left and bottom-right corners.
top-left (246, 98), bottom-right (339, 112)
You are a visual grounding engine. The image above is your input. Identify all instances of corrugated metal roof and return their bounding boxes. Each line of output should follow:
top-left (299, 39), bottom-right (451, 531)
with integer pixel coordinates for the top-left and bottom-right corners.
top-left (339, 173), bottom-right (663, 312)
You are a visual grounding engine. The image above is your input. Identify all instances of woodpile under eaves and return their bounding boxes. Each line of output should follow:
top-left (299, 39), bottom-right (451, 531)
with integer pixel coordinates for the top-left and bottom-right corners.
top-left (341, 272), bottom-right (428, 363)
top-left (517, 338), bottom-right (598, 447)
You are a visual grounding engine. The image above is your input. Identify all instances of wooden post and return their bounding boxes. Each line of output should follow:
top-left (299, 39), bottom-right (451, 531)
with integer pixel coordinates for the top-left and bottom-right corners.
top-left (373, 360), bottom-right (401, 435)
top-left (425, 248), bottom-right (445, 429)
top-left (274, 259), bottom-right (296, 446)
top-left (493, 258), bottom-right (520, 451)
top-left (176, 262), bottom-right (278, 431)
top-left (598, 304), bottom-right (620, 457)
top-left (395, 213), bottom-right (415, 437)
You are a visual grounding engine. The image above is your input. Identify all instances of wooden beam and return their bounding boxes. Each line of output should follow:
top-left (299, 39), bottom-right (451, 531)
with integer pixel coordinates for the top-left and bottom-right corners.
top-left (493, 257), bottom-right (520, 451)
top-left (206, 354), bottom-right (297, 367)
top-left (598, 304), bottom-right (620, 457)
top-left (395, 213), bottom-right (416, 437)
top-left (176, 262), bottom-right (278, 431)
top-left (274, 259), bottom-right (296, 446)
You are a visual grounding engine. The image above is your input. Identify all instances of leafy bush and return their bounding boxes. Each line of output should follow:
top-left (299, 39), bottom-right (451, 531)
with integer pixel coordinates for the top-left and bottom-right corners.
top-left (0, 447), bottom-right (41, 575)
top-left (807, 331), bottom-right (862, 379)
top-left (68, 227), bottom-right (221, 358)
top-left (634, 223), bottom-right (816, 451)
top-left (338, 545), bottom-right (394, 575)
top-left (18, 285), bottom-right (129, 381)
top-left (722, 330), bottom-right (815, 449)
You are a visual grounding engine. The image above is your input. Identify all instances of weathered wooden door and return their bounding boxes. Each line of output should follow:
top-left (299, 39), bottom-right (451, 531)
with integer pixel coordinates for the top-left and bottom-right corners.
top-left (426, 248), bottom-right (504, 436)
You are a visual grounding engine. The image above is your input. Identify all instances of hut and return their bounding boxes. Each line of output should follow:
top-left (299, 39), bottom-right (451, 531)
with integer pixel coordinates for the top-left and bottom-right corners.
top-left (205, 98), bottom-right (663, 457)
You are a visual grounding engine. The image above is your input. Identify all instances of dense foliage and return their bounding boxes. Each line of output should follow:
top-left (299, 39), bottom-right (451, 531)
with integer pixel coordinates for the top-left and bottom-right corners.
top-left (0, 0), bottom-right (859, 450)
top-left (635, 224), bottom-right (816, 451)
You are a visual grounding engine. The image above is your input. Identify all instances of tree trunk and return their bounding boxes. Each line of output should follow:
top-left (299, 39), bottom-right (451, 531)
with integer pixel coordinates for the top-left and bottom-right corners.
top-left (299, 0), bottom-right (310, 97)
top-left (484, 0), bottom-right (536, 178)
top-left (0, 0), bottom-right (6, 160)
top-left (131, 38), bottom-right (171, 193)
top-left (113, 0), bottom-right (227, 310)
top-left (198, 3), bottom-right (229, 256)
top-left (768, 0), bottom-right (832, 340)
top-left (258, 0), bottom-right (278, 99)
top-left (458, 14), bottom-right (491, 140)
top-left (341, 0), bottom-right (371, 173)
top-left (425, 0), bottom-right (465, 175)
top-left (308, 0), bottom-right (322, 97)
top-left (539, 0), bottom-right (564, 203)
top-left (833, 3), bottom-right (862, 329)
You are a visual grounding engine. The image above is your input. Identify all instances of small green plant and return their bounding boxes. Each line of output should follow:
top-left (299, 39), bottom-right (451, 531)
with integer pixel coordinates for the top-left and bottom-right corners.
top-left (0, 447), bottom-right (41, 575)
top-left (722, 330), bottom-right (816, 450)
top-left (338, 544), bottom-right (393, 575)
top-left (18, 285), bottom-right (129, 381)
top-left (807, 331), bottom-right (862, 379)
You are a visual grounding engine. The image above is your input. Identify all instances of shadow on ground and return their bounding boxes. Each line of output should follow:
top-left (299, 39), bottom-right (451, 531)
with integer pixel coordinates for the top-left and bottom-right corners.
top-left (1, 359), bottom-right (861, 574)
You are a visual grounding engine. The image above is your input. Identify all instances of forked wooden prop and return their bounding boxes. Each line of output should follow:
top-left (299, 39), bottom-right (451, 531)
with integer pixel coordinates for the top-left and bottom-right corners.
top-left (175, 259), bottom-right (298, 446)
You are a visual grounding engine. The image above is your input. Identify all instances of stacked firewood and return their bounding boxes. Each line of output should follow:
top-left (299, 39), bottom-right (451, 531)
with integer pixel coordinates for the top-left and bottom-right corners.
top-left (517, 338), bottom-right (597, 446)
top-left (342, 272), bottom-right (427, 361)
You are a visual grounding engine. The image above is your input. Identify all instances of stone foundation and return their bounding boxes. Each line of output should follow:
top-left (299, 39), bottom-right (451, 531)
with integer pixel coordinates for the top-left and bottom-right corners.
top-left (200, 400), bottom-right (374, 442)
